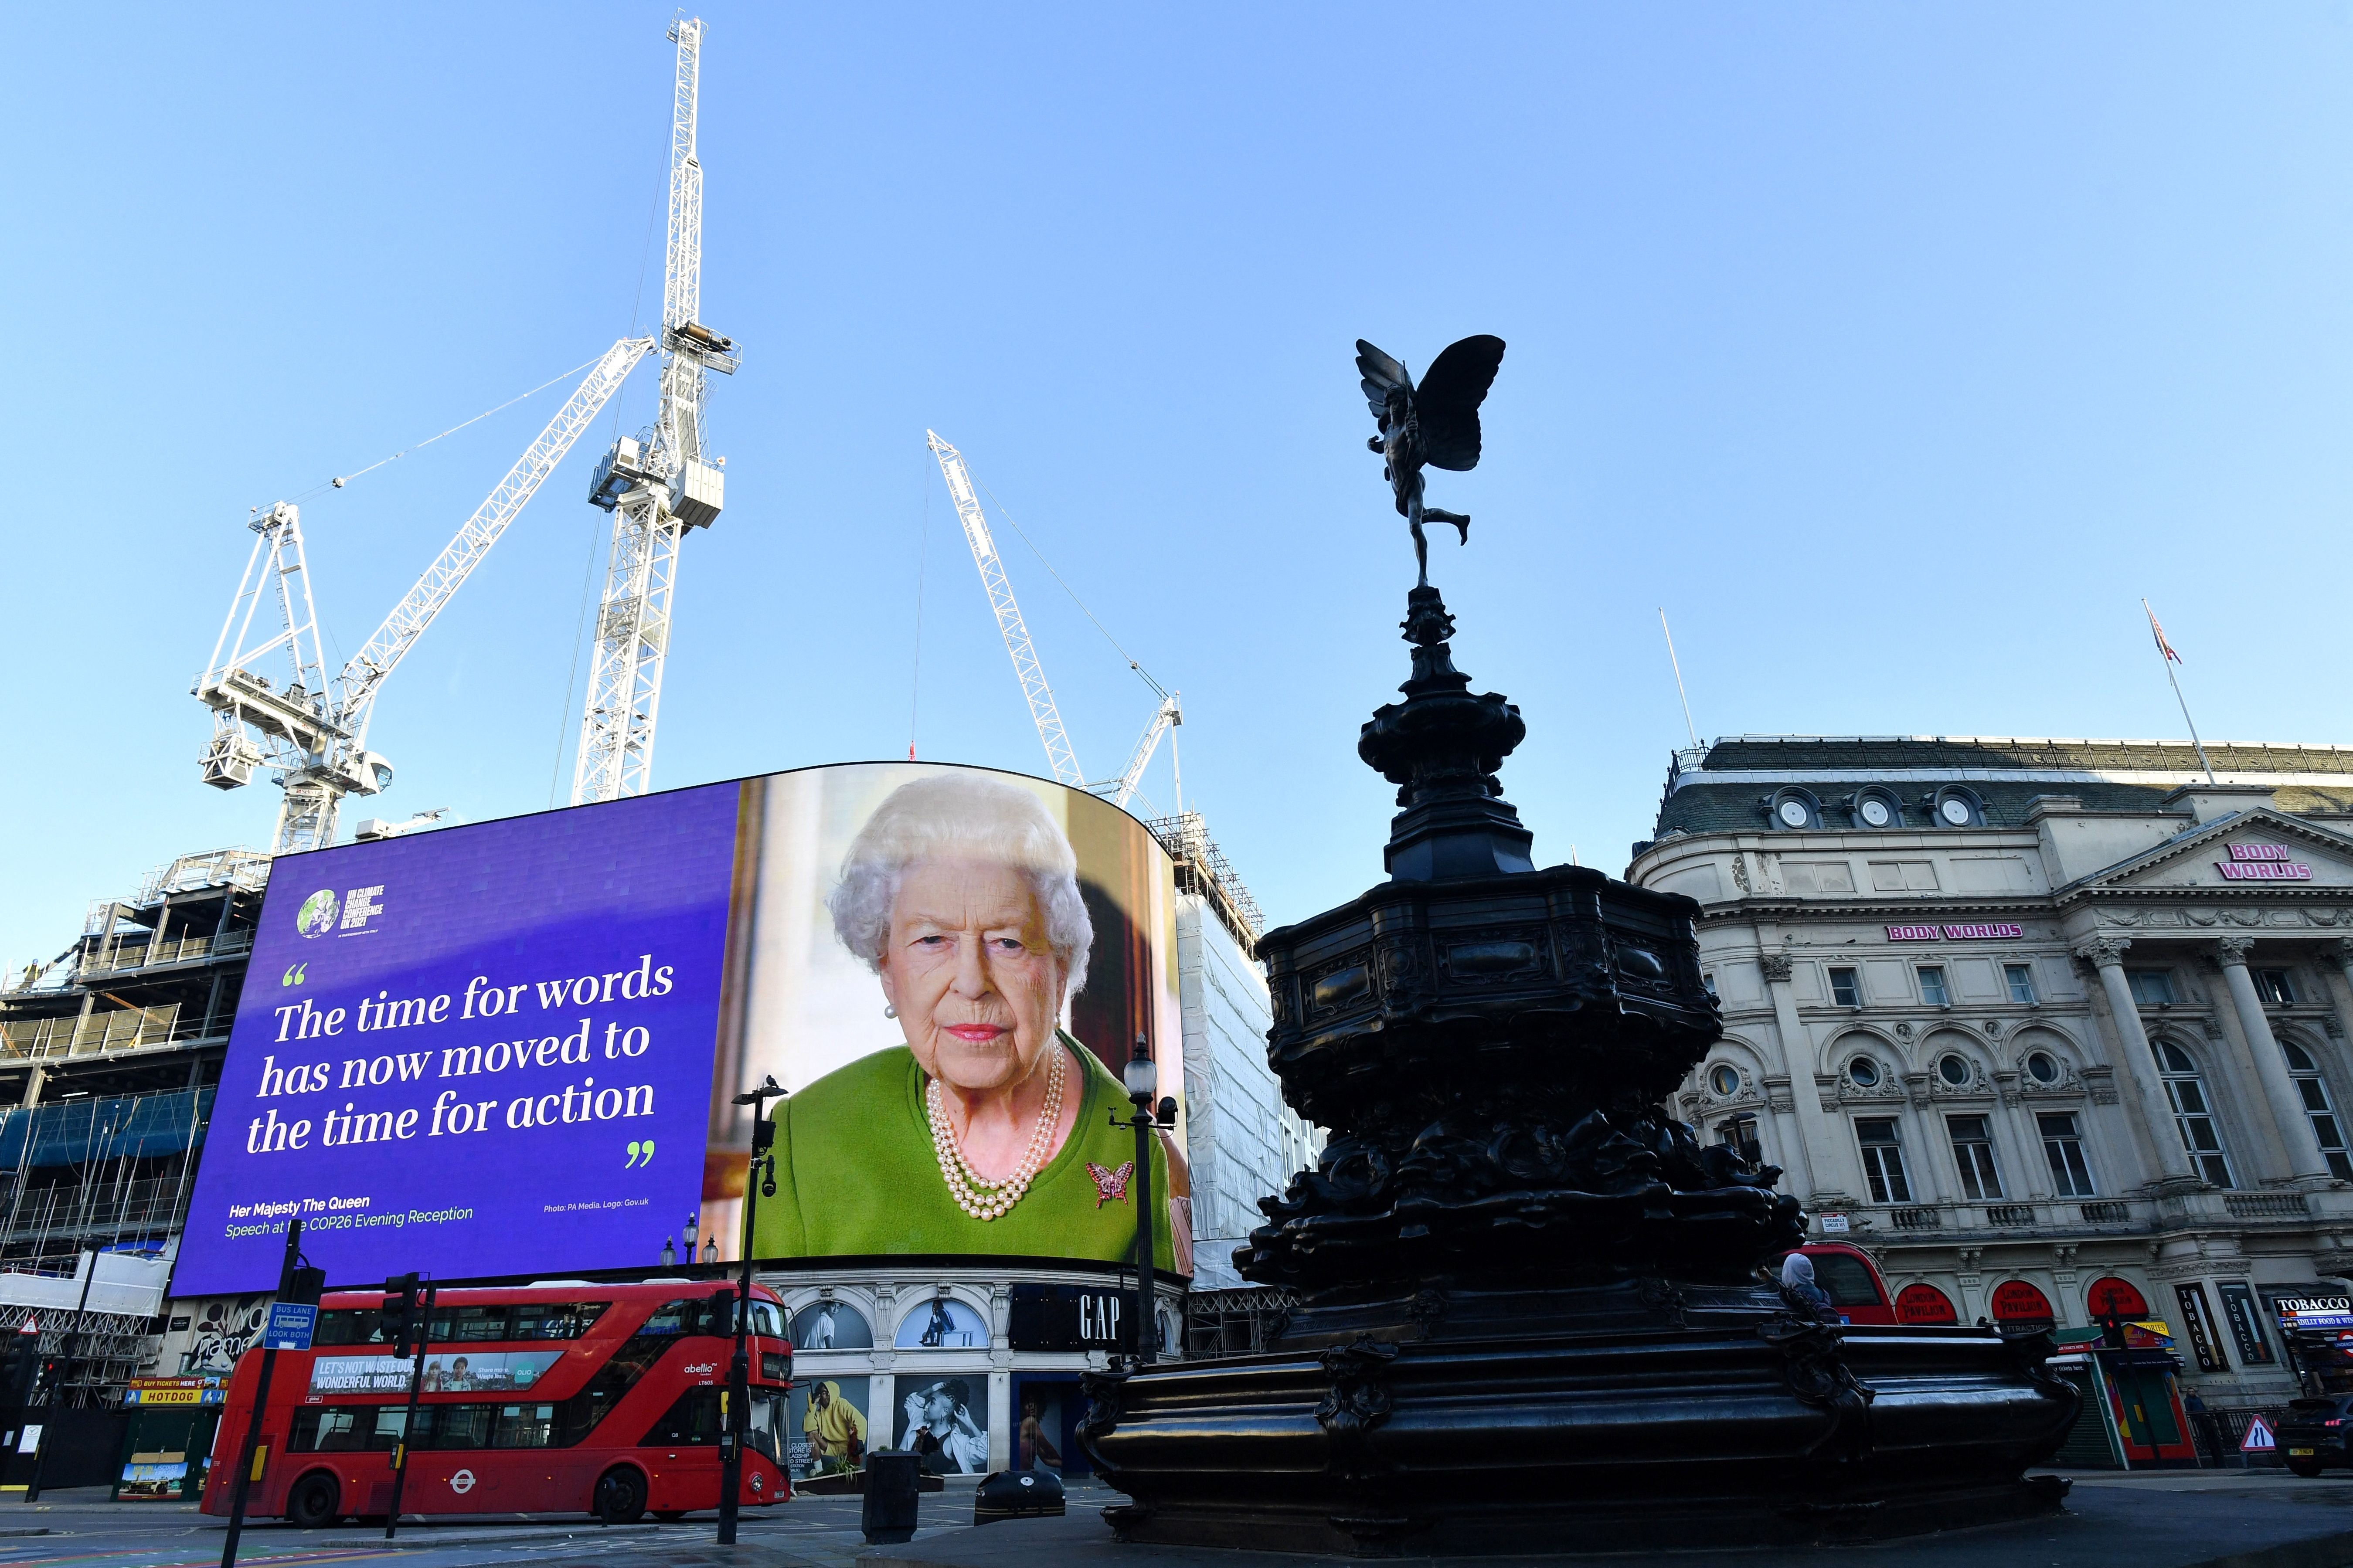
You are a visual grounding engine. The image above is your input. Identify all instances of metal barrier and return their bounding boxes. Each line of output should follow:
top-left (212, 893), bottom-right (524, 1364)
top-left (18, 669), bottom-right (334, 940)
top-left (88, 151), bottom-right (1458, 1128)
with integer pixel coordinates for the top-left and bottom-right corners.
top-left (2189, 1405), bottom-right (2292, 1469)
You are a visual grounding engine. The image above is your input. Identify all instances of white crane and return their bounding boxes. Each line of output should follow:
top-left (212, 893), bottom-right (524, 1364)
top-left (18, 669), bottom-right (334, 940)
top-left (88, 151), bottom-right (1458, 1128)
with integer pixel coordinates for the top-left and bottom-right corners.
top-left (924, 430), bottom-right (1180, 808)
top-left (927, 431), bottom-right (1084, 789)
top-left (573, 16), bottom-right (738, 805)
top-left (1105, 689), bottom-right (1182, 810)
top-left (196, 337), bottom-right (656, 855)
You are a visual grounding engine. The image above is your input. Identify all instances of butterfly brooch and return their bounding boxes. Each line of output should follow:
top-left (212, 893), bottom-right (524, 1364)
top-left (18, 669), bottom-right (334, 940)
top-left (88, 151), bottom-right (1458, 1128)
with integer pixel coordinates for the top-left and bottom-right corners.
top-left (1086, 1160), bottom-right (1135, 1208)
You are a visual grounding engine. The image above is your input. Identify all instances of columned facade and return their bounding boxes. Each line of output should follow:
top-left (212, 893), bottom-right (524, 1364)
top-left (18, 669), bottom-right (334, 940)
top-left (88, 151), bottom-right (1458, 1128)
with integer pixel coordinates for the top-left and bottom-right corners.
top-left (1631, 736), bottom-right (2353, 1402)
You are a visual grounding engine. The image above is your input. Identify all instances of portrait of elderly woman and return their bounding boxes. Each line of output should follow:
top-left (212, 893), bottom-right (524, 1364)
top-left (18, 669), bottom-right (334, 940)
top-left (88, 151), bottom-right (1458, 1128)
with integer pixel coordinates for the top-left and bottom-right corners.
top-left (749, 772), bottom-right (1177, 1268)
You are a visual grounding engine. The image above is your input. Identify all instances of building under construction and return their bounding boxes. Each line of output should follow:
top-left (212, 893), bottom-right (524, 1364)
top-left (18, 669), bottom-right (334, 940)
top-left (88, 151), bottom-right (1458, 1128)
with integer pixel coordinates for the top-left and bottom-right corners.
top-left (0, 847), bottom-right (263, 1404)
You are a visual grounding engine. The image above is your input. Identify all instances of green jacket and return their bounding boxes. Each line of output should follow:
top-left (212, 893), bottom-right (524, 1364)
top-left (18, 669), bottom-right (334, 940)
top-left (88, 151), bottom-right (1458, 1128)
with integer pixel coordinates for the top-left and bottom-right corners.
top-left (755, 1036), bottom-right (1175, 1271)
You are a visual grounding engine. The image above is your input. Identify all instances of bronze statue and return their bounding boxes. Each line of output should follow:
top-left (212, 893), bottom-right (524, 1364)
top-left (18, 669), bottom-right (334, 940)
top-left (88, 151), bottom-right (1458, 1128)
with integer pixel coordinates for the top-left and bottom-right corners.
top-left (1356, 334), bottom-right (1506, 586)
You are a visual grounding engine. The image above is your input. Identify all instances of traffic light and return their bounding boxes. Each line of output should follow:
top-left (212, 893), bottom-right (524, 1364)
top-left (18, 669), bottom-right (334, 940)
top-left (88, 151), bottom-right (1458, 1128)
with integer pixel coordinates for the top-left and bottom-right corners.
top-left (383, 1274), bottom-right (421, 1357)
top-left (284, 1263), bottom-right (326, 1308)
top-left (0, 1330), bottom-right (39, 1409)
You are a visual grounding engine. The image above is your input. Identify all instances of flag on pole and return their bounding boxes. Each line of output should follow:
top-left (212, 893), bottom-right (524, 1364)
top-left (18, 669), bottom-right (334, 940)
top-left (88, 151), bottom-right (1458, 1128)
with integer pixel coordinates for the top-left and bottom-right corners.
top-left (2145, 600), bottom-right (2183, 664)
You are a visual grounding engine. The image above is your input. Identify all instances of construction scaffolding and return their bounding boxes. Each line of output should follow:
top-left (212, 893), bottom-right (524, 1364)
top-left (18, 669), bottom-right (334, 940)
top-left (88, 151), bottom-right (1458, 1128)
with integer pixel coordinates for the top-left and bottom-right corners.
top-left (1146, 812), bottom-right (1265, 951)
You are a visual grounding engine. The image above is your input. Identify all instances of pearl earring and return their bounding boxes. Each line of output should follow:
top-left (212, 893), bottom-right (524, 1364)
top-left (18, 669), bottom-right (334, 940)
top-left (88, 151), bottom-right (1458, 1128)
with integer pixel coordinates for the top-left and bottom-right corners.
top-left (884, 1005), bottom-right (898, 1019)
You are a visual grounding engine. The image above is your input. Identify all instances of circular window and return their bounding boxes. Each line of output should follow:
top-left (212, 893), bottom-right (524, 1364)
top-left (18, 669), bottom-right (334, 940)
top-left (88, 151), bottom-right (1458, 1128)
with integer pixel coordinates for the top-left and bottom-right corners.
top-left (1859, 797), bottom-right (1892, 828)
top-left (2026, 1051), bottom-right (2059, 1084)
top-left (1709, 1064), bottom-right (1740, 1096)
top-left (1938, 797), bottom-right (1973, 827)
top-left (1848, 1058), bottom-right (1880, 1088)
top-left (1937, 1054), bottom-right (1970, 1086)
top-left (1777, 798), bottom-right (1811, 828)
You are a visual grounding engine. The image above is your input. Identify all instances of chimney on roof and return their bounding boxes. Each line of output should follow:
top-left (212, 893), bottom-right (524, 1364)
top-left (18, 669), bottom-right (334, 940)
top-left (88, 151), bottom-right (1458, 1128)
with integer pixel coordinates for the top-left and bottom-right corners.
top-left (2163, 783), bottom-right (2280, 825)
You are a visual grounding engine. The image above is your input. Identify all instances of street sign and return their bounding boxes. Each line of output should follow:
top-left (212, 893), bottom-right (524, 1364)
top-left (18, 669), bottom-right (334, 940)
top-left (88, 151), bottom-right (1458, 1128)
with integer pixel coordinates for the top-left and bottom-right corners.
top-left (2242, 1414), bottom-right (2278, 1453)
top-left (263, 1302), bottom-right (317, 1352)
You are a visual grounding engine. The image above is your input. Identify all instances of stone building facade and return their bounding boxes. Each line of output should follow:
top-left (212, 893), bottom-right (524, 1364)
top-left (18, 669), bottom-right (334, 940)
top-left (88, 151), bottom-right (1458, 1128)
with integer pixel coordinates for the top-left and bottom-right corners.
top-left (1629, 736), bottom-right (2353, 1402)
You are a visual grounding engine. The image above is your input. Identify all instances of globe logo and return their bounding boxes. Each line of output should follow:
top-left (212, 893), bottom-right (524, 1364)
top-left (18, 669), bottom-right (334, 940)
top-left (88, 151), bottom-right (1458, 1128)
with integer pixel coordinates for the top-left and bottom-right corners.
top-left (296, 889), bottom-right (340, 938)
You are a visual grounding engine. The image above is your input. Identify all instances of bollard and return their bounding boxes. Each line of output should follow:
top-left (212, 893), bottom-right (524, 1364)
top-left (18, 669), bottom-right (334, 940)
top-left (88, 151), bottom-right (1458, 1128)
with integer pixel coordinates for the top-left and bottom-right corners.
top-left (861, 1452), bottom-right (921, 1545)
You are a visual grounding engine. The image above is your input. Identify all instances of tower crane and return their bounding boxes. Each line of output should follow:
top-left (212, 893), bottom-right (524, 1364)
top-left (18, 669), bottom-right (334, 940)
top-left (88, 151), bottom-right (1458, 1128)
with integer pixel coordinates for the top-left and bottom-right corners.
top-left (196, 336), bottom-right (656, 855)
top-left (927, 431), bottom-right (1083, 789)
top-left (573, 16), bottom-right (738, 805)
top-left (924, 430), bottom-right (1180, 808)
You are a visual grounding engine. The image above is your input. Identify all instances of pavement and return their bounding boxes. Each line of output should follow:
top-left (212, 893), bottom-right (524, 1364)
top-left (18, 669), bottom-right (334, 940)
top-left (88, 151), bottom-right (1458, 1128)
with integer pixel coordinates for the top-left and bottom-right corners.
top-left (6, 1471), bottom-right (2353, 1568)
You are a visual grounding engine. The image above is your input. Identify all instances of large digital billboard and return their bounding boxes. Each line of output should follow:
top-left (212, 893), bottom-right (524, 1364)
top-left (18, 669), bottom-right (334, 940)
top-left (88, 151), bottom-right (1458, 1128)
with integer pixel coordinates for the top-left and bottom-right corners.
top-left (172, 763), bottom-right (1185, 1296)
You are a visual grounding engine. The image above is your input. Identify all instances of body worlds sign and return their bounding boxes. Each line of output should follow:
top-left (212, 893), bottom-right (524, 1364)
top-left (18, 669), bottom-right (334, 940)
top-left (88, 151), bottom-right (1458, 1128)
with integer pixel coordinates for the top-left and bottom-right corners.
top-left (2218, 845), bottom-right (2312, 882)
top-left (1886, 923), bottom-right (2023, 942)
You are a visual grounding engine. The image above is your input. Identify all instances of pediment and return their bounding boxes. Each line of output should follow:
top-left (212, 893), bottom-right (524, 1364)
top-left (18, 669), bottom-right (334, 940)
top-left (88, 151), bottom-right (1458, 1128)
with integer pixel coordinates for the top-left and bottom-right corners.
top-left (2086, 809), bottom-right (2353, 893)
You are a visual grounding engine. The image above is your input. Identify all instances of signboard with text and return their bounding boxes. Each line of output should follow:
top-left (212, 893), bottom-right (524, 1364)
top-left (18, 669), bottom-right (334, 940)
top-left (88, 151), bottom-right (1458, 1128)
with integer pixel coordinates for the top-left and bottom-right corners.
top-left (1886, 923), bottom-right (2024, 942)
top-left (169, 763), bottom-right (1186, 1296)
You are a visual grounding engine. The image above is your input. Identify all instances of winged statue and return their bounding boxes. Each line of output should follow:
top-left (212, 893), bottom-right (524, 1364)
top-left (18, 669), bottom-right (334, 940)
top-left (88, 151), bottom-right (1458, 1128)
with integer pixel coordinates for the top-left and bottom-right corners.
top-left (1357, 334), bottom-right (1506, 587)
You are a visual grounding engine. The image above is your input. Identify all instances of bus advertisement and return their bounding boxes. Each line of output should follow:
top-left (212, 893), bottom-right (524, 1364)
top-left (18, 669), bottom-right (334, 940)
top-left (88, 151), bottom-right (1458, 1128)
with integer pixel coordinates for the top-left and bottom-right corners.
top-left (171, 762), bottom-right (1188, 1297)
top-left (199, 1281), bottom-right (793, 1524)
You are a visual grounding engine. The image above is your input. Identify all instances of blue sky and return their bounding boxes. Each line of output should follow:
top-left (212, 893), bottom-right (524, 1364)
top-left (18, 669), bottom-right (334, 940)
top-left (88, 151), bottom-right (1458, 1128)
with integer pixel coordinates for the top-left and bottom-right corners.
top-left (7, 4), bottom-right (2353, 971)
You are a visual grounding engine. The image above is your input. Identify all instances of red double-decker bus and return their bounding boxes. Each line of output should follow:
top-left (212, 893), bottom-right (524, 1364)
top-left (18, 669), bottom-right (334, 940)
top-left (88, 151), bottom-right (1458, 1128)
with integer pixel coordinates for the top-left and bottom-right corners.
top-left (200, 1280), bottom-right (793, 1525)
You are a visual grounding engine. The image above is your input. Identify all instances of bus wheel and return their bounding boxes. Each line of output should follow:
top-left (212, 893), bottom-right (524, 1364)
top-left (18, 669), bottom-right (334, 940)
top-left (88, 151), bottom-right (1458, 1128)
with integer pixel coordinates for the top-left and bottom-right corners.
top-left (286, 1472), bottom-right (341, 1528)
top-left (593, 1466), bottom-right (647, 1524)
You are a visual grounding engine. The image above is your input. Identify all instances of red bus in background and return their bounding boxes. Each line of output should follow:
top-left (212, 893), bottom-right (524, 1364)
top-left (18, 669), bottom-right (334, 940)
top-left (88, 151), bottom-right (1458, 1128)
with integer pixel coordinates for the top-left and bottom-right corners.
top-left (201, 1280), bottom-right (792, 1526)
top-left (1784, 1242), bottom-right (1896, 1325)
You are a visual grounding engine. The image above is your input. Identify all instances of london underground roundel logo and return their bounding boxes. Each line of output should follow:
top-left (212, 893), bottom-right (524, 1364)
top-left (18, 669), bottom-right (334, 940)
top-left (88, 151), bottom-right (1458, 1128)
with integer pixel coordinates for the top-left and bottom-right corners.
top-left (296, 889), bottom-right (339, 937)
top-left (449, 1468), bottom-right (476, 1494)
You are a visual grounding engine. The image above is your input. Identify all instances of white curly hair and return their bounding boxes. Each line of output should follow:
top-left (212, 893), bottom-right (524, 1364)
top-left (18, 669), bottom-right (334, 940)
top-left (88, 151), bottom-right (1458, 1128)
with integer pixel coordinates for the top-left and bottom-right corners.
top-left (827, 772), bottom-right (1093, 996)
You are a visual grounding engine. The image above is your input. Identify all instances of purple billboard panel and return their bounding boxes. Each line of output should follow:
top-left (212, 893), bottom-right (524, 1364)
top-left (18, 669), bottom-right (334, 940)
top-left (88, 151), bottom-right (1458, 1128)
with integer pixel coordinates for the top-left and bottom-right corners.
top-left (172, 784), bottom-right (741, 1296)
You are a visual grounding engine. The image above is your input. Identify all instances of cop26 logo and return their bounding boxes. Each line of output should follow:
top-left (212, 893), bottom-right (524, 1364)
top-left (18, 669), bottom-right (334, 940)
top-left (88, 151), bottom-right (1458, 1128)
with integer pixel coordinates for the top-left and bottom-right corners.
top-left (296, 889), bottom-right (339, 937)
top-left (296, 885), bottom-right (384, 938)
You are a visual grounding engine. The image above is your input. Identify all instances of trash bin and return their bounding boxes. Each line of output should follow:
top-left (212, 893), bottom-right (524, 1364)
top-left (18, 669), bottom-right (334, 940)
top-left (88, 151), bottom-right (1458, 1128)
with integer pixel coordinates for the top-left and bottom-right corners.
top-left (862, 1452), bottom-right (921, 1545)
top-left (975, 1468), bottom-right (1065, 1525)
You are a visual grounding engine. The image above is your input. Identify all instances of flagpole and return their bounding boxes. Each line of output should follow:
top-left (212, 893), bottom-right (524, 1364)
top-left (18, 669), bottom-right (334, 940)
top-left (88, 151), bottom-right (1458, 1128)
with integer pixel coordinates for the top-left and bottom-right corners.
top-left (1659, 608), bottom-right (1700, 751)
top-left (2143, 598), bottom-right (2217, 785)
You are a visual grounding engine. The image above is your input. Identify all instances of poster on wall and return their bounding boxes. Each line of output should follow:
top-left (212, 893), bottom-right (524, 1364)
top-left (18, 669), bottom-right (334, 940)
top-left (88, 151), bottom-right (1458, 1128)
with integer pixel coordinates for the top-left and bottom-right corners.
top-left (786, 1378), bottom-right (870, 1480)
top-left (169, 764), bottom-right (1187, 1297)
top-left (894, 1373), bottom-right (989, 1475)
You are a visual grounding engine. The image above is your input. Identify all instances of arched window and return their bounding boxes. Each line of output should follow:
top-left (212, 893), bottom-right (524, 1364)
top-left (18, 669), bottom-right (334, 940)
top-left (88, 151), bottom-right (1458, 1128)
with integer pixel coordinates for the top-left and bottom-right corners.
top-left (2283, 1042), bottom-right (2353, 1181)
top-left (2156, 1041), bottom-right (2234, 1188)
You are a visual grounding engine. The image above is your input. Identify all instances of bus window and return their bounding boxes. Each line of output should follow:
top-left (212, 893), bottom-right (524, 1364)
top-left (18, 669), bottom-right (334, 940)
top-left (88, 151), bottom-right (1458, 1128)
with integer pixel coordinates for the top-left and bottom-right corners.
top-left (1808, 1252), bottom-right (1885, 1310)
top-left (432, 1305), bottom-right (512, 1342)
top-left (640, 1388), bottom-right (724, 1446)
top-left (750, 1301), bottom-right (785, 1339)
top-left (513, 1300), bottom-right (610, 1340)
top-left (314, 1309), bottom-right (388, 1347)
top-left (494, 1405), bottom-right (558, 1449)
top-left (747, 1389), bottom-right (787, 1463)
top-left (291, 1408), bottom-right (370, 1452)
top-left (431, 1407), bottom-right (494, 1449)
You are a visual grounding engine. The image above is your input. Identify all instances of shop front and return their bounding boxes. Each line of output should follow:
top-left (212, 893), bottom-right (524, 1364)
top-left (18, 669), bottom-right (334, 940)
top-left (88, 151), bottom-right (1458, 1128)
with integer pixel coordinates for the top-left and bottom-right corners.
top-left (767, 1261), bottom-right (1183, 1484)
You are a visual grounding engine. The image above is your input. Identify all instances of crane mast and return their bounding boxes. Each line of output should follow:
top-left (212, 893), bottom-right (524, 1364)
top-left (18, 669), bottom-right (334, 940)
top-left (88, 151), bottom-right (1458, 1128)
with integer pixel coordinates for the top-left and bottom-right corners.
top-left (196, 335), bottom-right (654, 854)
top-left (573, 16), bottom-right (738, 806)
top-left (926, 431), bottom-right (1084, 789)
top-left (1105, 692), bottom-right (1182, 809)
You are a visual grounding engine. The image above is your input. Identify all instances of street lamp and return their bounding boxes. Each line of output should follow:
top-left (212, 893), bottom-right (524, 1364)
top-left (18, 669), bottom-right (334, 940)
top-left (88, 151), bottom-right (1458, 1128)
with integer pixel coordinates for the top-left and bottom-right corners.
top-left (1111, 1035), bottom-right (1177, 1364)
top-left (717, 1074), bottom-right (785, 1546)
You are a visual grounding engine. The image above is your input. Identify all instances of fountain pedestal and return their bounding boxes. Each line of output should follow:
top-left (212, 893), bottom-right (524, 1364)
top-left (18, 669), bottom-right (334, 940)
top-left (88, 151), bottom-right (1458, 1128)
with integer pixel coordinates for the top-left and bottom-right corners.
top-left (1077, 588), bottom-right (2076, 1556)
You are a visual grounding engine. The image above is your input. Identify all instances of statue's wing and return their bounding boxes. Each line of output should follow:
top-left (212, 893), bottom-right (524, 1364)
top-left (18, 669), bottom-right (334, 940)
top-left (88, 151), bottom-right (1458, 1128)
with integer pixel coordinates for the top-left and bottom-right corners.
top-left (1415, 334), bottom-right (1506, 471)
top-left (1355, 339), bottom-right (1412, 423)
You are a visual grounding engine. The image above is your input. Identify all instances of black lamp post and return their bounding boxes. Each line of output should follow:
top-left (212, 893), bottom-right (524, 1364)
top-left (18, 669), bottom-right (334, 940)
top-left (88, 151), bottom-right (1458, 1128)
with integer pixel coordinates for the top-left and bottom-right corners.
top-left (717, 1074), bottom-right (785, 1545)
top-left (1113, 1035), bottom-right (1177, 1364)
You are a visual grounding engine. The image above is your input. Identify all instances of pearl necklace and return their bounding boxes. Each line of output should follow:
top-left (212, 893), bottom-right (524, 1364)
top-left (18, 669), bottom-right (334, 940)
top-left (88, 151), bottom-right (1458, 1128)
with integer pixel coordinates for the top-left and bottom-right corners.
top-left (927, 1042), bottom-right (1066, 1221)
